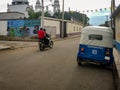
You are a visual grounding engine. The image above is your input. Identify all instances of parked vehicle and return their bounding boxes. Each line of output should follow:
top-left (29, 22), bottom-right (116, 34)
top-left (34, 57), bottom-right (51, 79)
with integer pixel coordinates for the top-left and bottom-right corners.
top-left (39, 36), bottom-right (53, 51)
top-left (77, 26), bottom-right (114, 66)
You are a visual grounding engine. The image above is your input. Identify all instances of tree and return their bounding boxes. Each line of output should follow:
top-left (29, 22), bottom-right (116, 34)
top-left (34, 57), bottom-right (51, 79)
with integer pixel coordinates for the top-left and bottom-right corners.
top-left (64, 12), bottom-right (71, 20)
top-left (52, 11), bottom-right (62, 19)
top-left (28, 9), bottom-right (41, 19)
top-left (65, 11), bottom-right (89, 25)
top-left (28, 9), bottom-right (89, 25)
top-left (44, 11), bottom-right (51, 17)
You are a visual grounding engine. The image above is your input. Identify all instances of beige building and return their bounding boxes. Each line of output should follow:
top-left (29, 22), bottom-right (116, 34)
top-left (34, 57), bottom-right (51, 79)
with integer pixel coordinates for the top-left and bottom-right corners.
top-left (0, 17), bottom-right (83, 38)
top-left (0, 12), bottom-right (25, 20)
top-left (44, 17), bottom-right (83, 38)
top-left (0, 21), bottom-right (7, 35)
top-left (111, 5), bottom-right (120, 41)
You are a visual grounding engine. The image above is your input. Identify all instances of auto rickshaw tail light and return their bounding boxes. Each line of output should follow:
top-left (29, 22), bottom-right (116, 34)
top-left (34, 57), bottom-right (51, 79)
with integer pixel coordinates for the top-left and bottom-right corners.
top-left (106, 49), bottom-right (110, 56)
top-left (81, 48), bottom-right (84, 52)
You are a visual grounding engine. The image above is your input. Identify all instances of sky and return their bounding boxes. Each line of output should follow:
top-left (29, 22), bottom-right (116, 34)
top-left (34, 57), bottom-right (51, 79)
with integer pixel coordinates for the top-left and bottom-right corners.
top-left (0, 0), bottom-right (119, 12)
top-left (0, 0), bottom-right (119, 25)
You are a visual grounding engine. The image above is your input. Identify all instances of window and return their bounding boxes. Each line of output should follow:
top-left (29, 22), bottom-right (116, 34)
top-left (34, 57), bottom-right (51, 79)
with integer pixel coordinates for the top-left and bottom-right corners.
top-left (77, 27), bottom-right (78, 31)
top-left (74, 26), bottom-right (75, 32)
top-left (89, 34), bottom-right (102, 40)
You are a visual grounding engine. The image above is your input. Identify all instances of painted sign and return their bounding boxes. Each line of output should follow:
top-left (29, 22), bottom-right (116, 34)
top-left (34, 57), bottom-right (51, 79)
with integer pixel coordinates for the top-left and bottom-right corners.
top-left (7, 19), bottom-right (40, 37)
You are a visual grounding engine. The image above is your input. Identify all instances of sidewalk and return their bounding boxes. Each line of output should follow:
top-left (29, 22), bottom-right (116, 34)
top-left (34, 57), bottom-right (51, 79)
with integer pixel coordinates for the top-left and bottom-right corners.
top-left (0, 41), bottom-right (38, 50)
top-left (113, 48), bottom-right (120, 90)
top-left (0, 35), bottom-right (80, 50)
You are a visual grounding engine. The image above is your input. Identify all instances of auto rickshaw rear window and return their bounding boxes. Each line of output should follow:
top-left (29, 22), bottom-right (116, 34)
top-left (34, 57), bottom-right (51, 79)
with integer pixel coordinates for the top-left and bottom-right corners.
top-left (89, 34), bottom-right (102, 40)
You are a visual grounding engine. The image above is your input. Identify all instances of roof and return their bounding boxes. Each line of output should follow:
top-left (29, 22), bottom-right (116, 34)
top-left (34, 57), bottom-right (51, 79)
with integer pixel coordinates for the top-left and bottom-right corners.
top-left (0, 12), bottom-right (25, 20)
top-left (80, 26), bottom-right (113, 48)
top-left (81, 26), bottom-right (113, 36)
top-left (0, 12), bottom-right (24, 15)
top-left (13, 0), bottom-right (28, 2)
top-left (111, 4), bottom-right (120, 18)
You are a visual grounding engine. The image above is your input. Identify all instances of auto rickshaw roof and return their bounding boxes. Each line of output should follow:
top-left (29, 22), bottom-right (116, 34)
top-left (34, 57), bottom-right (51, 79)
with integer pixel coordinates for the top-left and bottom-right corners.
top-left (81, 26), bottom-right (113, 36)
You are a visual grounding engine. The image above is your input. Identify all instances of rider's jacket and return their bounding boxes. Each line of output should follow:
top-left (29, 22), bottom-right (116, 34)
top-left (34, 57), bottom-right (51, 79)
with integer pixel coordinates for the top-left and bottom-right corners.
top-left (38, 30), bottom-right (45, 39)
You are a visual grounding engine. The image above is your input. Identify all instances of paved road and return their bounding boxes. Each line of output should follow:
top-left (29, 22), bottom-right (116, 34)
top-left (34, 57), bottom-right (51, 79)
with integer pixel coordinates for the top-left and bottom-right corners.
top-left (0, 38), bottom-right (115, 90)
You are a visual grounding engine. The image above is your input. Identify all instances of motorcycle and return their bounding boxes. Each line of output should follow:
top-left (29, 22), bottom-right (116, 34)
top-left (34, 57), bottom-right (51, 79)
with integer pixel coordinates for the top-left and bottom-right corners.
top-left (39, 36), bottom-right (53, 51)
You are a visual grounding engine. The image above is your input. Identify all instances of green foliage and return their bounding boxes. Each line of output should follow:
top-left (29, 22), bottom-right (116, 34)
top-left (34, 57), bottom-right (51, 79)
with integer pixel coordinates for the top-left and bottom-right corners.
top-left (28, 9), bottom-right (52, 19)
top-left (52, 11), bottom-right (62, 19)
top-left (28, 9), bottom-right (89, 25)
top-left (28, 9), bottom-right (41, 19)
top-left (52, 11), bottom-right (89, 25)
top-left (44, 11), bottom-right (51, 17)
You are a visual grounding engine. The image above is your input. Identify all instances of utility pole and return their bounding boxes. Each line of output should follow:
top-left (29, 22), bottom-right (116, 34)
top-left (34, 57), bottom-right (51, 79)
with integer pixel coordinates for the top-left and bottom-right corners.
top-left (111, 0), bottom-right (115, 13)
top-left (41, 0), bottom-right (44, 28)
top-left (61, 0), bottom-right (64, 38)
top-left (111, 0), bottom-right (116, 40)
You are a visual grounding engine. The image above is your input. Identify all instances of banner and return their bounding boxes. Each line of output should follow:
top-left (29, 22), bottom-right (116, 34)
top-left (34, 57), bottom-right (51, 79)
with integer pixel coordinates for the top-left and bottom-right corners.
top-left (79, 7), bottom-right (111, 13)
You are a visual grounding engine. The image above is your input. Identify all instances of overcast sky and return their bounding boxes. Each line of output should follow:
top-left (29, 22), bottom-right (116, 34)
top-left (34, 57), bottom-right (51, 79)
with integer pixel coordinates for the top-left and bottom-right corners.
top-left (0, 0), bottom-right (119, 12)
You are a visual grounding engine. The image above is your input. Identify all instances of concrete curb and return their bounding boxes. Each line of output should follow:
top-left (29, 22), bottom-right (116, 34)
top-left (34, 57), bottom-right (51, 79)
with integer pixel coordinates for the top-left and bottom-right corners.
top-left (0, 46), bottom-right (12, 51)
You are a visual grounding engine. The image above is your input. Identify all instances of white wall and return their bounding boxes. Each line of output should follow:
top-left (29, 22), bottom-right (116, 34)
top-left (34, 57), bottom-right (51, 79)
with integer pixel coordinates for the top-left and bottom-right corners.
top-left (0, 18), bottom-right (83, 37)
top-left (67, 22), bottom-right (83, 35)
top-left (44, 26), bottom-right (56, 38)
top-left (116, 13), bottom-right (120, 41)
top-left (0, 13), bottom-right (25, 19)
top-left (44, 19), bottom-right (60, 35)
top-left (0, 21), bottom-right (7, 35)
top-left (8, 5), bottom-right (29, 18)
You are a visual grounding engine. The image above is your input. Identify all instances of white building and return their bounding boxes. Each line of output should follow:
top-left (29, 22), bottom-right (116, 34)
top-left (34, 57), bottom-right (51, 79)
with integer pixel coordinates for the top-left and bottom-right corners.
top-left (7, 0), bottom-right (33, 18)
top-left (53, 0), bottom-right (60, 13)
top-left (0, 12), bottom-right (25, 20)
top-left (35, 0), bottom-right (42, 12)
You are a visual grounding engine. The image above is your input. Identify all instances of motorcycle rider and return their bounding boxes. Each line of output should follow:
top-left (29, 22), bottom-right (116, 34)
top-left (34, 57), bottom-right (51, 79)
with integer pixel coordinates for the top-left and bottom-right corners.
top-left (37, 28), bottom-right (45, 44)
top-left (43, 29), bottom-right (50, 45)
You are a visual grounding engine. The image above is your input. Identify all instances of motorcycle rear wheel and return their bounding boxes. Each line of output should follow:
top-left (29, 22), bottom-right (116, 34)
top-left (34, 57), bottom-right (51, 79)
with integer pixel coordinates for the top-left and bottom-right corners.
top-left (49, 41), bottom-right (53, 48)
top-left (39, 43), bottom-right (44, 51)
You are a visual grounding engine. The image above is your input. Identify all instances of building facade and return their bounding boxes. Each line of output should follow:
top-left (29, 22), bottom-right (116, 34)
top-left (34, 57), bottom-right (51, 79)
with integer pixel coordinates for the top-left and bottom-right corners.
top-left (35, 0), bottom-right (41, 12)
top-left (53, 0), bottom-right (60, 13)
top-left (0, 12), bottom-right (25, 20)
top-left (0, 17), bottom-right (83, 38)
top-left (111, 5), bottom-right (120, 50)
top-left (7, 0), bottom-right (33, 18)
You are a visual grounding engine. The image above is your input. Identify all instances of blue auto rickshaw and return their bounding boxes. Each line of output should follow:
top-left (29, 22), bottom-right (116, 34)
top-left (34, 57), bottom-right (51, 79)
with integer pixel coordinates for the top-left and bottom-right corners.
top-left (77, 26), bottom-right (114, 66)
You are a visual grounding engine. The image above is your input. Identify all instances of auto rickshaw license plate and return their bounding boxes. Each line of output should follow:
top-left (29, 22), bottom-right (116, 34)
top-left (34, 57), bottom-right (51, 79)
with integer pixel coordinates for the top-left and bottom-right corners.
top-left (92, 50), bottom-right (97, 54)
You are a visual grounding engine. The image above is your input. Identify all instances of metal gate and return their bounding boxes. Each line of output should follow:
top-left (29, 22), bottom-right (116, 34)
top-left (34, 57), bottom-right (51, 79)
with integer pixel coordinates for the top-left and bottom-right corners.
top-left (44, 26), bottom-right (56, 38)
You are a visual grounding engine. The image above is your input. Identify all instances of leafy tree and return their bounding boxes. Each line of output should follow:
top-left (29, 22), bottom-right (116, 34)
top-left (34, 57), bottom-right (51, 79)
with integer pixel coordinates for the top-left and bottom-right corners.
top-left (44, 11), bottom-right (51, 17)
top-left (52, 11), bottom-right (62, 19)
top-left (28, 9), bottom-right (89, 25)
top-left (28, 9), bottom-right (52, 19)
top-left (64, 12), bottom-right (71, 20)
top-left (28, 9), bottom-right (41, 19)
